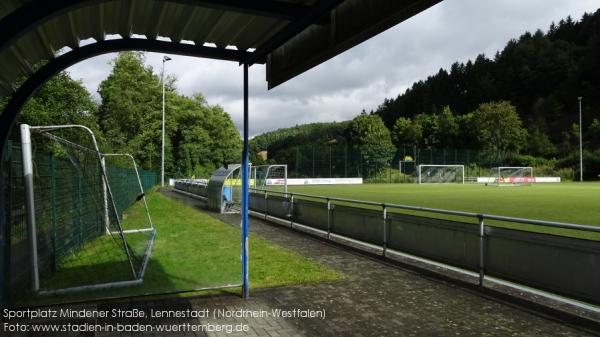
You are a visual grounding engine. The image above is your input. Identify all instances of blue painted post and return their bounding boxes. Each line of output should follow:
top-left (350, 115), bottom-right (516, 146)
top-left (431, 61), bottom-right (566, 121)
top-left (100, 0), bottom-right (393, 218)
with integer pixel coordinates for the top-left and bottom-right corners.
top-left (241, 63), bottom-right (250, 298)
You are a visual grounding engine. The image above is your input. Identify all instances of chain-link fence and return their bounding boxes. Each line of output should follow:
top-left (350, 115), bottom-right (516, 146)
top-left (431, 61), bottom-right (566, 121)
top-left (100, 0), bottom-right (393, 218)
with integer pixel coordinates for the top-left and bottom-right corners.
top-left (2, 140), bottom-right (157, 303)
top-left (280, 144), bottom-right (509, 181)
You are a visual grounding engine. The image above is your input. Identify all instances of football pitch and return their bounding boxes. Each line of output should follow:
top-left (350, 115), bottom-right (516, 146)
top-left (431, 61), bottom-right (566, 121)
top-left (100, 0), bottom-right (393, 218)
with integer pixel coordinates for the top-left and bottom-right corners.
top-left (287, 182), bottom-right (600, 228)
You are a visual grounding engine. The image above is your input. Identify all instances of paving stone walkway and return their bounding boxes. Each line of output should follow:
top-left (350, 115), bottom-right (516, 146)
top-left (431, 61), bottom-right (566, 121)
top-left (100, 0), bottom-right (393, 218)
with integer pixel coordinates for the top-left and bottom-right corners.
top-left (153, 190), bottom-right (597, 337)
top-left (5, 190), bottom-right (597, 336)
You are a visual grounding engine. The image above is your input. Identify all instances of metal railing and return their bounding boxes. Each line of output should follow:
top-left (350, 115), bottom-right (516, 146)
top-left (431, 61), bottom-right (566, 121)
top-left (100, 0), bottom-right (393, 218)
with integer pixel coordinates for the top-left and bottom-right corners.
top-left (171, 178), bottom-right (600, 310)
top-left (247, 188), bottom-right (600, 310)
top-left (257, 189), bottom-right (598, 230)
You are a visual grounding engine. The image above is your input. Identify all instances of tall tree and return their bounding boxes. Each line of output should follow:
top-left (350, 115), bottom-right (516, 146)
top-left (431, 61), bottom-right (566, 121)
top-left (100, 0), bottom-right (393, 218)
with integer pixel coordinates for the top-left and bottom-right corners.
top-left (12, 70), bottom-right (104, 149)
top-left (437, 106), bottom-right (460, 148)
top-left (413, 113), bottom-right (440, 148)
top-left (98, 52), bottom-right (164, 153)
top-left (97, 52), bottom-right (241, 177)
top-left (391, 117), bottom-right (421, 149)
top-left (348, 114), bottom-right (395, 176)
top-left (171, 93), bottom-right (241, 177)
top-left (471, 101), bottom-right (527, 155)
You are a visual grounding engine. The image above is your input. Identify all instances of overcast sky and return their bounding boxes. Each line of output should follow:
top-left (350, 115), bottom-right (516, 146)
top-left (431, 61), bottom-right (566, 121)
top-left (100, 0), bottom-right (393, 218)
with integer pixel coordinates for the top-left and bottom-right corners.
top-left (67, 0), bottom-right (600, 137)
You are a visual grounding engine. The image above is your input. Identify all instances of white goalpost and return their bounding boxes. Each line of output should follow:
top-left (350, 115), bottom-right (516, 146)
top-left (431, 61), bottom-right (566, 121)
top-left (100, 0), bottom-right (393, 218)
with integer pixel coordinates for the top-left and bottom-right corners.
top-left (488, 166), bottom-right (534, 186)
top-left (417, 165), bottom-right (465, 184)
top-left (102, 153), bottom-right (155, 235)
top-left (251, 164), bottom-right (288, 192)
top-left (20, 124), bottom-right (156, 295)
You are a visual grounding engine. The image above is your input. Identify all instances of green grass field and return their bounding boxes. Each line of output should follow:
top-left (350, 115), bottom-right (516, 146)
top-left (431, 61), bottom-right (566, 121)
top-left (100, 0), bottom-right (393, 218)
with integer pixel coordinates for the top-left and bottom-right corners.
top-left (287, 182), bottom-right (600, 239)
top-left (25, 189), bottom-right (342, 305)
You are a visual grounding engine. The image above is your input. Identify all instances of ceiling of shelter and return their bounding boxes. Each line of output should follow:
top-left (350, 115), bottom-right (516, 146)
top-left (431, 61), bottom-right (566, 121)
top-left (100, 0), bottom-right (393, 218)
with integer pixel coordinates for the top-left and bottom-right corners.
top-left (0, 0), bottom-right (441, 99)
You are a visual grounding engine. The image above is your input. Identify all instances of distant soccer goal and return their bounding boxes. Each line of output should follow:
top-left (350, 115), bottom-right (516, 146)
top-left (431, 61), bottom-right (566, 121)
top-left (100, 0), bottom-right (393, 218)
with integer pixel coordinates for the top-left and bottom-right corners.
top-left (488, 167), bottom-right (534, 186)
top-left (251, 164), bottom-right (288, 192)
top-left (21, 124), bottom-right (155, 295)
top-left (418, 165), bottom-right (464, 184)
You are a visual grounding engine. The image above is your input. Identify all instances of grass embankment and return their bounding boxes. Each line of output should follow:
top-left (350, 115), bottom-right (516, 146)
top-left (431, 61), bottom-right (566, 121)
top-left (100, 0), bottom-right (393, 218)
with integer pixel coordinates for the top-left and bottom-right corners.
top-left (27, 190), bottom-right (342, 305)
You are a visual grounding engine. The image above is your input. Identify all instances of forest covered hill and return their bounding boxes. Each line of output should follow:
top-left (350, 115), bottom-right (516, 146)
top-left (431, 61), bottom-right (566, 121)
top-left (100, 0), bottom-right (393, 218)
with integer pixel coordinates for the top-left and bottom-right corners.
top-left (251, 10), bottom-right (600, 178)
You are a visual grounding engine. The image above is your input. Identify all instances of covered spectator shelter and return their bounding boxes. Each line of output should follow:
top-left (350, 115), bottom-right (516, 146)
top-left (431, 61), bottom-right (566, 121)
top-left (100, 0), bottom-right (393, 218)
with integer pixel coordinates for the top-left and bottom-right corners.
top-left (206, 164), bottom-right (242, 213)
top-left (0, 0), bottom-right (442, 306)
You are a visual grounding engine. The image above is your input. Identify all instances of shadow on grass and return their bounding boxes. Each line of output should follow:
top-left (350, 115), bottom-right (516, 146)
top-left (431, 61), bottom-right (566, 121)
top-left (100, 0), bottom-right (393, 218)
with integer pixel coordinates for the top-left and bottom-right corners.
top-left (12, 188), bottom-right (341, 307)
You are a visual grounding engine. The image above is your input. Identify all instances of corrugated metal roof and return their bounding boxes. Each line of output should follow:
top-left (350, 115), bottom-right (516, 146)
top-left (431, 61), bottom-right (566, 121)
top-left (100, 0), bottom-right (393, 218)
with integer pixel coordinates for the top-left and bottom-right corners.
top-left (0, 0), bottom-right (314, 96)
top-left (0, 0), bottom-right (441, 100)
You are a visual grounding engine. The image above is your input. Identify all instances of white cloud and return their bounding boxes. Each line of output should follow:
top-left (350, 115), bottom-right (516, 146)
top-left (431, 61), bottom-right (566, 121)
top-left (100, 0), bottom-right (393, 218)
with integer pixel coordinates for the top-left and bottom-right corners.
top-left (66, 0), bottom-right (599, 136)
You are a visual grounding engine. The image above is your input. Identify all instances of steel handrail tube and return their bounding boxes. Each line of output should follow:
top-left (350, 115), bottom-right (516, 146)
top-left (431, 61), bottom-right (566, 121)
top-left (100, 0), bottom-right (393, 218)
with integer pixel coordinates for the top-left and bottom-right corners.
top-left (247, 187), bottom-right (600, 233)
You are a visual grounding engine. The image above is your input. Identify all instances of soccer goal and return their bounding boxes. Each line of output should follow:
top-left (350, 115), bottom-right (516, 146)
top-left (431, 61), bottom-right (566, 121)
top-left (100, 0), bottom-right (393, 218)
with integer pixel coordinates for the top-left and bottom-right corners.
top-left (20, 124), bottom-right (155, 295)
top-left (488, 167), bottom-right (534, 186)
top-left (251, 164), bottom-right (288, 192)
top-left (417, 165), bottom-right (464, 184)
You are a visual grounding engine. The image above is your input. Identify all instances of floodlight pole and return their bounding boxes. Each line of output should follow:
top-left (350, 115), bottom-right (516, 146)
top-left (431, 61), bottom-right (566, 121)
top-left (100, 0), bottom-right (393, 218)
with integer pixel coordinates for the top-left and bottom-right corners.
top-left (241, 64), bottom-right (250, 299)
top-left (161, 55), bottom-right (171, 187)
top-left (578, 97), bottom-right (583, 182)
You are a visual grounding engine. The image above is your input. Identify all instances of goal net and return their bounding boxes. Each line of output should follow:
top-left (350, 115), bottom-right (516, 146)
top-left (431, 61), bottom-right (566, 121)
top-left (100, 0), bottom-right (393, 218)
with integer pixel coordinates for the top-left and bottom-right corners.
top-left (251, 164), bottom-right (288, 192)
top-left (21, 124), bottom-right (155, 295)
top-left (418, 165), bottom-right (464, 184)
top-left (488, 167), bottom-right (534, 186)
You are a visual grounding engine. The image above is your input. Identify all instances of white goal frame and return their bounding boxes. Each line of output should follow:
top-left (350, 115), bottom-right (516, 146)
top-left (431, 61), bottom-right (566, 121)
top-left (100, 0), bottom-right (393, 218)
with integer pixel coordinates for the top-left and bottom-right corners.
top-left (417, 164), bottom-right (465, 184)
top-left (101, 153), bottom-right (155, 235)
top-left (489, 166), bottom-right (534, 186)
top-left (20, 124), bottom-right (156, 295)
top-left (251, 164), bottom-right (288, 193)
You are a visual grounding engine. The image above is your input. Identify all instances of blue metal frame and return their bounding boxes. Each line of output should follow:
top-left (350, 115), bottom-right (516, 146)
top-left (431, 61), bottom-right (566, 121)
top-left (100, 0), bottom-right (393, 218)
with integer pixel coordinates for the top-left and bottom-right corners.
top-left (241, 64), bottom-right (250, 298)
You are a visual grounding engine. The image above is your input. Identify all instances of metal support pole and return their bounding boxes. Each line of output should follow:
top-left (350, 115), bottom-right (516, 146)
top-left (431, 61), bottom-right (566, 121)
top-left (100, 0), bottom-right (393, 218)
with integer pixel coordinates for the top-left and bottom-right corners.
top-left (382, 204), bottom-right (387, 256)
top-left (241, 64), bottom-right (250, 299)
top-left (578, 97), bottom-right (583, 182)
top-left (326, 198), bottom-right (331, 239)
top-left (264, 191), bottom-right (268, 220)
top-left (497, 167), bottom-right (500, 186)
top-left (289, 194), bottom-right (294, 228)
top-left (50, 156), bottom-right (57, 270)
top-left (478, 215), bottom-right (485, 287)
top-left (284, 165), bottom-right (288, 194)
top-left (161, 56), bottom-right (171, 187)
top-left (20, 124), bottom-right (39, 292)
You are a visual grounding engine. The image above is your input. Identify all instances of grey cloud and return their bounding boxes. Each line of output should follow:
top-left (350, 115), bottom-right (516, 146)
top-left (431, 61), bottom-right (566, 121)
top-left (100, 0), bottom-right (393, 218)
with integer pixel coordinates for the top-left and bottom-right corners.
top-left (66, 0), bottom-right (599, 137)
